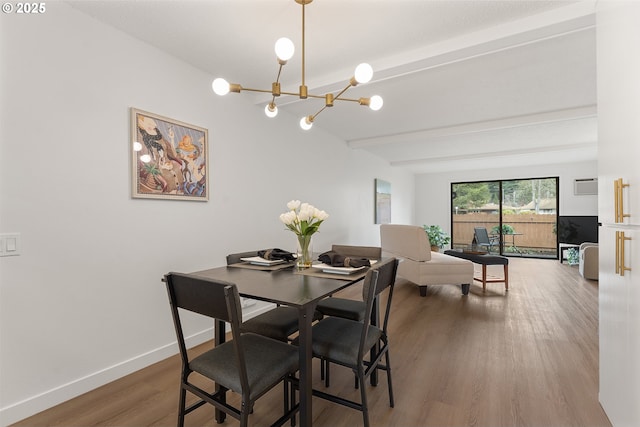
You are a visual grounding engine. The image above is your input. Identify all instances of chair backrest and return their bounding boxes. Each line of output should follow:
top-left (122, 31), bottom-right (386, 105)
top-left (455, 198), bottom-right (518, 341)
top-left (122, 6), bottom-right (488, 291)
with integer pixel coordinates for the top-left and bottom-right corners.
top-left (226, 250), bottom-right (259, 265)
top-left (359, 257), bottom-right (399, 358)
top-left (380, 224), bottom-right (431, 261)
top-left (332, 244), bottom-right (382, 260)
top-left (474, 227), bottom-right (491, 245)
top-left (164, 272), bottom-right (247, 385)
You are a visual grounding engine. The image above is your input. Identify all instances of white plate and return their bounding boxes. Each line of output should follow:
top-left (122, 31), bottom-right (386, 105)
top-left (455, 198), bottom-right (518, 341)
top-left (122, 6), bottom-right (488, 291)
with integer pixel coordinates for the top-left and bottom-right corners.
top-left (313, 263), bottom-right (367, 275)
top-left (240, 256), bottom-right (287, 266)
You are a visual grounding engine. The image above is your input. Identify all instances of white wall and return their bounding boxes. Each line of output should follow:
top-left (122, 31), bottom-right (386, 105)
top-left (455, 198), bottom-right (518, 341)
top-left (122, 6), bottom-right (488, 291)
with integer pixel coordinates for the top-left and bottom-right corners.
top-left (0, 3), bottom-right (414, 424)
top-left (415, 161), bottom-right (598, 238)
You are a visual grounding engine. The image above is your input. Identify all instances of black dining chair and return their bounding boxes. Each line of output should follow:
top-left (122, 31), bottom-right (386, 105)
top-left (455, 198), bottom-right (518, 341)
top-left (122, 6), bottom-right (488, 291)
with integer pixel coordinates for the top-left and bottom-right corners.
top-left (164, 272), bottom-right (299, 427)
top-left (315, 245), bottom-right (382, 385)
top-left (227, 251), bottom-right (322, 342)
top-left (315, 245), bottom-right (382, 321)
top-left (303, 257), bottom-right (399, 427)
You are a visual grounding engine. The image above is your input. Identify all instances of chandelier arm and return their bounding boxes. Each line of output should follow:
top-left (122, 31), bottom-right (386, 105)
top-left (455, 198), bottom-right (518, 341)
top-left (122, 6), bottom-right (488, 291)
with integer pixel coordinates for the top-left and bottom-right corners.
top-left (276, 64), bottom-right (284, 84)
top-left (332, 83), bottom-right (353, 101)
top-left (238, 87), bottom-right (277, 94)
top-left (309, 104), bottom-right (329, 122)
top-left (332, 97), bottom-right (361, 103)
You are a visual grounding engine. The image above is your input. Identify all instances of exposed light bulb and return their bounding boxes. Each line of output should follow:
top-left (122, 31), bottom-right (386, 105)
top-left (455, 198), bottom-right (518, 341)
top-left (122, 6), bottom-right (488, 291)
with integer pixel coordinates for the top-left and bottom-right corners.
top-left (354, 63), bottom-right (373, 84)
top-left (275, 37), bottom-right (295, 62)
top-left (212, 78), bottom-right (230, 96)
top-left (265, 103), bottom-right (278, 118)
top-left (369, 95), bottom-right (383, 111)
top-left (300, 116), bottom-right (313, 130)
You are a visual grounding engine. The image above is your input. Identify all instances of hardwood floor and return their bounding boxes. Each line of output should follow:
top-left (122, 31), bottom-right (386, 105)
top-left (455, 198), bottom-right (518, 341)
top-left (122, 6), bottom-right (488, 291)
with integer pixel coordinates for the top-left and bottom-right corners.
top-left (12, 258), bottom-right (612, 427)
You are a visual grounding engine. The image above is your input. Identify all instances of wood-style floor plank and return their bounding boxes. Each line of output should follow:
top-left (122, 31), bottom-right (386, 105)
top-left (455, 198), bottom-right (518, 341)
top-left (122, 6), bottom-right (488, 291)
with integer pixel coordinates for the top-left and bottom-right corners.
top-left (12, 258), bottom-right (612, 427)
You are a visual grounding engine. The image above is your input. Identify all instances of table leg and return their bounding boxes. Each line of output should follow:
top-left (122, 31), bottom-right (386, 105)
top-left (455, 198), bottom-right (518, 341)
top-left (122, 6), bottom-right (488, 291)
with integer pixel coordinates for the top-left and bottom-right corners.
top-left (298, 304), bottom-right (316, 427)
top-left (214, 319), bottom-right (227, 423)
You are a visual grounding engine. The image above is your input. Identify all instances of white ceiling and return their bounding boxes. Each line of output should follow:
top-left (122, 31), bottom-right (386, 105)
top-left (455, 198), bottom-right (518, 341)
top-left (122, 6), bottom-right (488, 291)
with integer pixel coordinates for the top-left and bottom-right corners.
top-left (66, 0), bottom-right (598, 174)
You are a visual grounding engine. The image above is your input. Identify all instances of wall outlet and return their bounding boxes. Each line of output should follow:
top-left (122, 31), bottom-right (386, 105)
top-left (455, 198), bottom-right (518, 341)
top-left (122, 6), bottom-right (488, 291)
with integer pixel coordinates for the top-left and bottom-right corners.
top-left (0, 233), bottom-right (21, 257)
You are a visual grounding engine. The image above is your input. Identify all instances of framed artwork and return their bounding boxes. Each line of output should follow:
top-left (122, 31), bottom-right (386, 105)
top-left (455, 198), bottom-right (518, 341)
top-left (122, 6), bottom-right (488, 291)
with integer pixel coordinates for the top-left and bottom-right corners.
top-left (375, 178), bottom-right (391, 224)
top-left (131, 108), bottom-right (208, 201)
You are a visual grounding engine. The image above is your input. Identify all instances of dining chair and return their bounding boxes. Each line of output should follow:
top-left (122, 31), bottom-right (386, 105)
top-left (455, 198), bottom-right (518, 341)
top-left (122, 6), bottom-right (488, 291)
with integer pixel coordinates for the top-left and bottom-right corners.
top-left (227, 251), bottom-right (322, 342)
top-left (304, 257), bottom-right (399, 427)
top-left (316, 245), bottom-right (382, 321)
top-left (315, 245), bottom-right (382, 385)
top-left (163, 272), bottom-right (299, 427)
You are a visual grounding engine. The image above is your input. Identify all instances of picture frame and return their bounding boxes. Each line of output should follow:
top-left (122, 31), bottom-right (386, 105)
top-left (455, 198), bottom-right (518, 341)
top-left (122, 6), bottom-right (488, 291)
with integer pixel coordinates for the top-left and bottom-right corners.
top-left (375, 178), bottom-right (391, 224)
top-left (131, 108), bottom-right (208, 201)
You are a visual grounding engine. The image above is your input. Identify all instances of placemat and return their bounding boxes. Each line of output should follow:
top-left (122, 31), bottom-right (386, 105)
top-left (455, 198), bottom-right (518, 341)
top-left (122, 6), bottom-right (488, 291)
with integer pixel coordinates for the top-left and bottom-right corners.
top-left (228, 262), bottom-right (295, 272)
top-left (294, 266), bottom-right (369, 281)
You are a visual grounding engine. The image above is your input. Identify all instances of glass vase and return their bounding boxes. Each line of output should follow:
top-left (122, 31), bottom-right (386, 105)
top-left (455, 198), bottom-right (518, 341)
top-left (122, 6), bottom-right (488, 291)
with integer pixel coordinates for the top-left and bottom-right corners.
top-left (296, 234), bottom-right (313, 269)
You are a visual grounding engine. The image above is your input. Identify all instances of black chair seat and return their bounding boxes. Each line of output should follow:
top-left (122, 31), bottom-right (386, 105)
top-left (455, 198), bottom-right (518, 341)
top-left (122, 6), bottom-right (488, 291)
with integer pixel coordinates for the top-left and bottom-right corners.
top-left (309, 317), bottom-right (382, 366)
top-left (228, 250), bottom-right (322, 342)
top-left (315, 244), bottom-right (380, 322)
top-left (241, 306), bottom-right (322, 342)
top-left (191, 332), bottom-right (298, 401)
top-left (316, 298), bottom-right (366, 321)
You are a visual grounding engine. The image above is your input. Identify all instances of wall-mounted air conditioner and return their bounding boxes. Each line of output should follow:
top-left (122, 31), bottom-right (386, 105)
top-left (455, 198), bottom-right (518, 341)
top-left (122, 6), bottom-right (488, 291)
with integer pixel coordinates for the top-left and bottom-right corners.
top-left (574, 178), bottom-right (598, 196)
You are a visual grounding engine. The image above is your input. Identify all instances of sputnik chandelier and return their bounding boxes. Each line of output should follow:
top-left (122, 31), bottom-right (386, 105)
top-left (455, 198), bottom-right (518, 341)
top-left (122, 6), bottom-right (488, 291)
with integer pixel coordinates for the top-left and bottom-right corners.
top-left (211, 0), bottom-right (383, 131)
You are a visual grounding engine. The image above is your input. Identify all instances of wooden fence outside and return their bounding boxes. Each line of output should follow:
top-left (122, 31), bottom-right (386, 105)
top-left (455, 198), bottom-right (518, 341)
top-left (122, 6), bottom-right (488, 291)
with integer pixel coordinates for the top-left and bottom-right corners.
top-left (452, 213), bottom-right (557, 253)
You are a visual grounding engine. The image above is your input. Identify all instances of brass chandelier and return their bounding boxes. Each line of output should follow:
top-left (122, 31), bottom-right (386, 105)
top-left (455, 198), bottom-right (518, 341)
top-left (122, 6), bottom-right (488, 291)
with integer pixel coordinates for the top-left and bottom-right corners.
top-left (211, 0), bottom-right (383, 131)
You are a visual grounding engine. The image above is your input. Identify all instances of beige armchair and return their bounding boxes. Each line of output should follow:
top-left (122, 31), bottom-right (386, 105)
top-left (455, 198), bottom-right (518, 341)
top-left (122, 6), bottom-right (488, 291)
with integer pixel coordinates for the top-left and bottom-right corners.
top-left (380, 224), bottom-right (474, 296)
top-left (579, 242), bottom-right (599, 280)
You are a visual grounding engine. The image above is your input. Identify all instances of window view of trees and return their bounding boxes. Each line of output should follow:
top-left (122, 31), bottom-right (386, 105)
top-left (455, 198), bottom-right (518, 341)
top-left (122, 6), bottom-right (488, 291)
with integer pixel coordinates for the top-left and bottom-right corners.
top-left (451, 178), bottom-right (558, 258)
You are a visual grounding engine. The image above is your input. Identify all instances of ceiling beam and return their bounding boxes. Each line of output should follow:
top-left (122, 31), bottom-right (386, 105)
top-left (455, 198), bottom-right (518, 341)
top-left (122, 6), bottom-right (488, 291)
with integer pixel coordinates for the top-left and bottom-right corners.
top-left (347, 105), bottom-right (597, 148)
top-left (389, 141), bottom-right (597, 168)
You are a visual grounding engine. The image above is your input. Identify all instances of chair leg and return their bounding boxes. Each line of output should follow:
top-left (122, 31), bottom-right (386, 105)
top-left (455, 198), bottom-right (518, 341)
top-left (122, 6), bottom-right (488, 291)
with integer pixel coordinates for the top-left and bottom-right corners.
top-left (325, 359), bottom-right (331, 387)
top-left (290, 378), bottom-right (297, 427)
top-left (284, 380), bottom-right (289, 415)
top-left (177, 385), bottom-right (187, 427)
top-left (357, 368), bottom-right (370, 427)
top-left (240, 401), bottom-right (250, 427)
top-left (385, 350), bottom-right (395, 407)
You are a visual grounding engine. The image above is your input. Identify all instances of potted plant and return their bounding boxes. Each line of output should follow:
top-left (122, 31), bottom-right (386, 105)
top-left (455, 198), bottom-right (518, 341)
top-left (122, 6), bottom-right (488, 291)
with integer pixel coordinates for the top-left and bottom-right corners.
top-left (423, 225), bottom-right (451, 251)
top-left (491, 224), bottom-right (515, 235)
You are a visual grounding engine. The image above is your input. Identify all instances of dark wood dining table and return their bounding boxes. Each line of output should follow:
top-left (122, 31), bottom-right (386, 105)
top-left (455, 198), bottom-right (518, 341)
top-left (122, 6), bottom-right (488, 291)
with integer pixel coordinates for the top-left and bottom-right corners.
top-left (190, 263), bottom-right (366, 427)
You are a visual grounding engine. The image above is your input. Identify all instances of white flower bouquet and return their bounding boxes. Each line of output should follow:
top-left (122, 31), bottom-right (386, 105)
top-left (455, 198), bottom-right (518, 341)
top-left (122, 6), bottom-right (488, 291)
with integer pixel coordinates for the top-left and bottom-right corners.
top-left (279, 200), bottom-right (329, 267)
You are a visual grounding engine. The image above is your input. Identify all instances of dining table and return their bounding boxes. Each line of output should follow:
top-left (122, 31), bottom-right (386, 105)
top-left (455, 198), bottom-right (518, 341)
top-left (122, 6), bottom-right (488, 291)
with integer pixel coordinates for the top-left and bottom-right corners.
top-left (190, 261), bottom-right (368, 427)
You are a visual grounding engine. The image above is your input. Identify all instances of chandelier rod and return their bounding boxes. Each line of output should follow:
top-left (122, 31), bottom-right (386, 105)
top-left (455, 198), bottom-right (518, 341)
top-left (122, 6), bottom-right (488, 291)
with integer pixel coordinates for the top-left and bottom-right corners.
top-left (301, 1), bottom-right (306, 90)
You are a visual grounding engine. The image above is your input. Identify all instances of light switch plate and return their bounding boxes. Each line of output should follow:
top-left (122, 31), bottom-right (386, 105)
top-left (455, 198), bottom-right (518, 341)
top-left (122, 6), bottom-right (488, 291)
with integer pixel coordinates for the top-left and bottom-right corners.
top-left (0, 233), bottom-right (21, 257)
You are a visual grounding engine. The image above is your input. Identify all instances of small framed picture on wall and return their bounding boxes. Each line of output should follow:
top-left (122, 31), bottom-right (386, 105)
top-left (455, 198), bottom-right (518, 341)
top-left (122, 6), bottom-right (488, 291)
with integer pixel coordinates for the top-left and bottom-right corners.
top-left (375, 178), bottom-right (391, 224)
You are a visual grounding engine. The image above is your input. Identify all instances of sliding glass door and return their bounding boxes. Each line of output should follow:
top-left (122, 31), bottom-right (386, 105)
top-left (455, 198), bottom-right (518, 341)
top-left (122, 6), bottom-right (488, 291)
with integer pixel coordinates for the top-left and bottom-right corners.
top-left (451, 177), bottom-right (558, 258)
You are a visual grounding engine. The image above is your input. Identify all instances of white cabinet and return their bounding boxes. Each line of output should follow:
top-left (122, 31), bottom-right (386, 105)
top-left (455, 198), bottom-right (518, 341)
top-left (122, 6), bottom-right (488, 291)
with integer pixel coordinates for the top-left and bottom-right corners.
top-left (599, 226), bottom-right (640, 426)
top-left (597, 2), bottom-right (640, 426)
